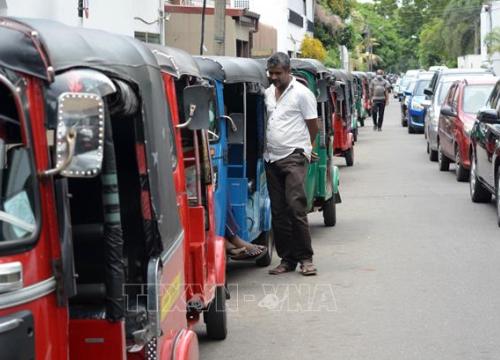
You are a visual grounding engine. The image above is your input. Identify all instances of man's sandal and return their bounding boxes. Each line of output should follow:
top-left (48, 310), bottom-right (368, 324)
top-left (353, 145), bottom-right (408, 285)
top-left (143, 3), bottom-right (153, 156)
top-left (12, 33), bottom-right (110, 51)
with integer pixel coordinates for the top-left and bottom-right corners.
top-left (299, 262), bottom-right (317, 276)
top-left (268, 263), bottom-right (295, 275)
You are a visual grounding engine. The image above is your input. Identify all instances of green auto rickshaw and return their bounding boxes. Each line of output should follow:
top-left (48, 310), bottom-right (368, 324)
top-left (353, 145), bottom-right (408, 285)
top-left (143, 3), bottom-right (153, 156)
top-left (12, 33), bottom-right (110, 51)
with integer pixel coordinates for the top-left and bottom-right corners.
top-left (352, 71), bottom-right (369, 127)
top-left (291, 58), bottom-right (341, 226)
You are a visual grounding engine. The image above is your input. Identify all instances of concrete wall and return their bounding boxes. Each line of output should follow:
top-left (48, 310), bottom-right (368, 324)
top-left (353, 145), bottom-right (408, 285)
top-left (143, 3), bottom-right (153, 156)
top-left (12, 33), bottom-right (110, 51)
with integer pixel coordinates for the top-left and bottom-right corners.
top-left (457, 55), bottom-right (484, 69)
top-left (165, 13), bottom-right (237, 55)
top-left (253, 23), bottom-right (278, 57)
top-left (4, 0), bottom-right (161, 38)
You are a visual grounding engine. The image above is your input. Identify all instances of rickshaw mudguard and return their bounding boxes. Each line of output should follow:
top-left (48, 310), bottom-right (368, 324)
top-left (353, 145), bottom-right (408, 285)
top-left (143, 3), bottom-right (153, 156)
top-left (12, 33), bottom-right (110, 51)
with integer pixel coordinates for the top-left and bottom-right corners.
top-left (167, 328), bottom-right (199, 360)
top-left (214, 235), bottom-right (226, 286)
top-left (332, 164), bottom-right (341, 204)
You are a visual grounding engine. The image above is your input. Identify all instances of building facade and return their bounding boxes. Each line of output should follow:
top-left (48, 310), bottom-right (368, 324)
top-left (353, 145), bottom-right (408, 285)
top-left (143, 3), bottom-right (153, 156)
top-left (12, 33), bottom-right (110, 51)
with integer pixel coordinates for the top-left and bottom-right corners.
top-left (249, 0), bottom-right (314, 57)
top-left (2, 0), bottom-right (164, 43)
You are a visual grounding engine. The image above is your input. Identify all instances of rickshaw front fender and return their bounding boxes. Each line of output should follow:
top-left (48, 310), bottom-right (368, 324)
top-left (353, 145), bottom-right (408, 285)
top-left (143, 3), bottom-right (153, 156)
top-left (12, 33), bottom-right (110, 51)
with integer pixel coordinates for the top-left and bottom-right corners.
top-left (261, 196), bottom-right (272, 232)
top-left (331, 164), bottom-right (342, 204)
top-left (214, 235), bottom-right (226, 286)
top-left (161, 328), bottom-right (199, 360)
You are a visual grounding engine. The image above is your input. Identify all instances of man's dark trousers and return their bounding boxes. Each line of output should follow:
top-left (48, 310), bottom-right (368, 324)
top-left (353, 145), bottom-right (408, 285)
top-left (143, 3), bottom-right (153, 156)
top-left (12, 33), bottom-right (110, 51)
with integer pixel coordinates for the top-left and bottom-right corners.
top-left (372, 100), bottom-right (386, 129)
top-left (265, 152), bottom-right (313, 268)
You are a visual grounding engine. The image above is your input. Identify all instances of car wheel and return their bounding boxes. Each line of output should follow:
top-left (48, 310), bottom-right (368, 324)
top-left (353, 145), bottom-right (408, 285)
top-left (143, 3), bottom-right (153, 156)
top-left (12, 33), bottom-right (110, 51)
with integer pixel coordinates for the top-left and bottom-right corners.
top-left (323, 197), bottom-right (336, 227)
top-left (429, 142), bottom-right (438, 162)
top-left (455, 147), bottom-right (470, 182)
top-left (438, 143), bottom-right (450, 171)
top-left (204, 285), bottom-right (228, 340)
top-left (255, 230), bottom-right (273, 267)
top-left (469, 153), bottom-right (492, 203)
top-left (345, 147), bottom-right (354, 167)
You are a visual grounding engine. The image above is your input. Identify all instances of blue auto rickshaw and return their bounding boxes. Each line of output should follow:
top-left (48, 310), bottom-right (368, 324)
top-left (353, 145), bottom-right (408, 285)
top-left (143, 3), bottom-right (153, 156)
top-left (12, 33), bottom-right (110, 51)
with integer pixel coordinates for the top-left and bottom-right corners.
top-left (194, 56), bottom-right (272, 266)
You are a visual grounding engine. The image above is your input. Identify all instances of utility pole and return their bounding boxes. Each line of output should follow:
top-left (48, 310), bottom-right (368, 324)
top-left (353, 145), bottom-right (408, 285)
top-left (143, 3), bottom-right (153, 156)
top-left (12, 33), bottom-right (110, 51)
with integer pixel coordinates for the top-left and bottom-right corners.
top-left (214, 0), bottom-right (226, 56)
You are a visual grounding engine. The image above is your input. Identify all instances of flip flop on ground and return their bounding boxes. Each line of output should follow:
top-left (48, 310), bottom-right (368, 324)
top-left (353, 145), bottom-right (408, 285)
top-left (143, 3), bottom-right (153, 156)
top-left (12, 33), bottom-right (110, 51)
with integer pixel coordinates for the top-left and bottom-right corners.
top-left (228, 245), bottom-right (267, 261)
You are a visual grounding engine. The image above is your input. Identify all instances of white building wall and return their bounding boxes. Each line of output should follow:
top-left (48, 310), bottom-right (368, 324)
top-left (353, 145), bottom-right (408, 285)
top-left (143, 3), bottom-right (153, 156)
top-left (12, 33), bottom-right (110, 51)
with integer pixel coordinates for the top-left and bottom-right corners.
top-left (4, 0), bottom-right (161, 38)
top-left (480, 2), bottom-right (500, 75)
top-left (249, 0), bottom-right (314, 55)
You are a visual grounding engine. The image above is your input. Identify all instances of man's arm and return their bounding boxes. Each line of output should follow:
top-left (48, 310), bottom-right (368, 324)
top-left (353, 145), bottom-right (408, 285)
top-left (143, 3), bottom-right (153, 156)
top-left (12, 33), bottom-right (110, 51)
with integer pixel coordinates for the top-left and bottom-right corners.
top-left (305, 118), bottom-right (319, 145)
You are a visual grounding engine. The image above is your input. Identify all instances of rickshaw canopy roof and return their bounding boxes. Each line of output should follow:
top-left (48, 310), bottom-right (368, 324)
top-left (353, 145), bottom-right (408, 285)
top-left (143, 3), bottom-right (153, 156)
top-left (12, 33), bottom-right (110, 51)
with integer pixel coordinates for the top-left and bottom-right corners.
top-left (147, 44), bottom-right (202, 79)
top-left (194, 56), bottom-right (268, 86)
top-left (291, 58), bottom-right (330, 77)
top-left (0, 17), bottom-right (183, 245)
top-left (352, 71), bottom-right (368, 81)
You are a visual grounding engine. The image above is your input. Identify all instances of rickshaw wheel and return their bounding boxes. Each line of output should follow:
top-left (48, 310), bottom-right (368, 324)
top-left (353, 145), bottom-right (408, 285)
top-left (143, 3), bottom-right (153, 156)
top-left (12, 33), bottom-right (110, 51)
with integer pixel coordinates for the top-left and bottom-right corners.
top-left (255, 231), bottom-right (274, 267)
top-left (323, 197), bottom-right (336, 227)
top-left (345, 147), bottom-right (354, 167)
top-left (204, 286), bottom-right (227, 340)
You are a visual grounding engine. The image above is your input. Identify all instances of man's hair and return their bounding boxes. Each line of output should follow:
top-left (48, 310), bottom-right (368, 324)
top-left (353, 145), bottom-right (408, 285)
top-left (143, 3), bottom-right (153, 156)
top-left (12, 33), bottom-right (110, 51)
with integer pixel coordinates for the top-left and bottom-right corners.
top-left (267, 52), bottom-right (291, 70)
top-left (376, 69), bottom-right (384, 75)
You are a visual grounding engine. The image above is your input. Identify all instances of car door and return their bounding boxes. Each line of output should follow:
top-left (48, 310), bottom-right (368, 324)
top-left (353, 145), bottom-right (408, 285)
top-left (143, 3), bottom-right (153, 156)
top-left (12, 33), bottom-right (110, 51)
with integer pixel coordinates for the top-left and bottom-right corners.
top-left (476, 84), bottom-right (500, 186)
top-left (438, 84), bottom-right (456, 157)
top-left (446, 84), bottom-right (461, 157)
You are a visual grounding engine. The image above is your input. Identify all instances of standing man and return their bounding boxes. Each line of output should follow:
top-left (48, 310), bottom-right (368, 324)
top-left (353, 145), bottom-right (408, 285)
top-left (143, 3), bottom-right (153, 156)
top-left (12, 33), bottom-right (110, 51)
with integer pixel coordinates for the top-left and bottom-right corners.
top-left (264, 52), bottom-right (319, 276)
top-left (370, 69), bottom-right (390, 131)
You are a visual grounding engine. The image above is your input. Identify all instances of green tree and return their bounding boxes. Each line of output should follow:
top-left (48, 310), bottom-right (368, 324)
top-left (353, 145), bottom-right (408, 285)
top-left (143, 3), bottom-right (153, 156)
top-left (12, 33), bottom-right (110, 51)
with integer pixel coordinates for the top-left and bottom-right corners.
top-left (484, 27), bottom-right (500, 56)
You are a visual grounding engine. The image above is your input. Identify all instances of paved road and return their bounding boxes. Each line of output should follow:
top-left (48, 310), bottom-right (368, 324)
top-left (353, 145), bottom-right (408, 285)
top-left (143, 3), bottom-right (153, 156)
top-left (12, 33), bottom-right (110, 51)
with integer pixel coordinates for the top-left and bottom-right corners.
top-left (197, 99), bottom-right (500, 359)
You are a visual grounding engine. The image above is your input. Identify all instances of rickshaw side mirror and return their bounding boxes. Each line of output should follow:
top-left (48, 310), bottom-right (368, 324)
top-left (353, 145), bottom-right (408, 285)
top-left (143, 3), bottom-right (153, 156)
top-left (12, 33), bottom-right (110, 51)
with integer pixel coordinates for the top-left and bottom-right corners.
top-left (42, 92), bottom-right (105, 178)
top-left (227, 113), bottom-right (244, 144)
top-left (181, 84), bottom-right (213, 130)
top-left (317, 79), bottom-right (328, 102)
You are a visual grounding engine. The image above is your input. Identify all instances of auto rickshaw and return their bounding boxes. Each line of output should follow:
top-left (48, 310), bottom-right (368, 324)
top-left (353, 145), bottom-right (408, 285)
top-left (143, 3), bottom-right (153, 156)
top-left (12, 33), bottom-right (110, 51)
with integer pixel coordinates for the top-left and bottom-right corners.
top-left (290, 59), bottom-right (341, 226)
top-left (148, 45), bottom-right (227, 339)
top-left (330, 69), bottom-right (355, 166)
top-left (0, 17), bottom-right (198, 359)
top-left (352, 71), bottom-right (370, 127)
top-left (194, 56), bottom-right (273, 266)
top-left (336, 70), bottom-right (358, 142)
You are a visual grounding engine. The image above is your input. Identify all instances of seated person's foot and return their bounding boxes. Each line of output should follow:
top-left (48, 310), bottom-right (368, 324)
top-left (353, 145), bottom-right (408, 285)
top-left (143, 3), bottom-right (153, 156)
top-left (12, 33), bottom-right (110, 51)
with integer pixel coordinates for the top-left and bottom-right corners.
top-left (226, 236), bottom-right (267, 261)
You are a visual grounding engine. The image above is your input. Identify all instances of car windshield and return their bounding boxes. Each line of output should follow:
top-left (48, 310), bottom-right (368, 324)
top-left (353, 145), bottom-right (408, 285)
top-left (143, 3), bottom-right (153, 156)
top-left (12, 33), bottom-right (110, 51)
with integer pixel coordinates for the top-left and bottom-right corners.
top-left (437, 81), bottom-right (454, 105)
top-left (407, 81), bottom-right (416, 93)
top-left (463, 84), bottom-right (495, 114)
top-left (414, 80), bottom-right (431, 96)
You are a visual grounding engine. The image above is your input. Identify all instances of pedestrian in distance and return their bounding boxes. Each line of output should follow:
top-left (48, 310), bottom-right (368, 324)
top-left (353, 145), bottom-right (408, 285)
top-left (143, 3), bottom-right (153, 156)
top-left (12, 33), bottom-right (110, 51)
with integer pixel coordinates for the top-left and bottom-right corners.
top-left (370, 69), bottom-right (391, 131)
top-left (264, 52), bottom-right (319, 276)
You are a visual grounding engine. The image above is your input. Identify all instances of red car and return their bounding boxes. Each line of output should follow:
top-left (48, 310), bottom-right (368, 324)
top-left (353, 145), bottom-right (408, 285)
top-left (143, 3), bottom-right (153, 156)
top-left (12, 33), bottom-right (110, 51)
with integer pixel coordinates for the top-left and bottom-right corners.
top-left (437, 77), bottom-right (497, 181)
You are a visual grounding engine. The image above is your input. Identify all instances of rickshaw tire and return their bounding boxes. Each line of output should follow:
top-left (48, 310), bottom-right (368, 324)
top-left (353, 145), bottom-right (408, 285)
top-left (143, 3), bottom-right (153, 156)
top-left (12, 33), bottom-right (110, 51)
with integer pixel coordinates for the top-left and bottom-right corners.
top-left (255, 231), bottom-right (273, 267)
top-left (204, 286), bottom-right (227, 340)
top-left (345, 148), bottom-right (354, 167)
top-left (323, 197), bottom-right (336, 227)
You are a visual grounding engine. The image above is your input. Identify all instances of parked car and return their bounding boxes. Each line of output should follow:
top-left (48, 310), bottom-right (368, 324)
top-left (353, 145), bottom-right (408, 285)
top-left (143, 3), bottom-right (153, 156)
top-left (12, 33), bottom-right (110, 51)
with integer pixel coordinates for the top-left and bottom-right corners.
top-left (437, 78), bottom-right (496, 181)
top-left (401, 79), bottom-right (416, 125)
top-left (469, 79), bottom-right (500, 225)
top-left (393, 78), bottom-right (401, 98)
top-left (404, 72), bottom-right (434, 133)
top-left (424, 68), bottom-right (495, 161)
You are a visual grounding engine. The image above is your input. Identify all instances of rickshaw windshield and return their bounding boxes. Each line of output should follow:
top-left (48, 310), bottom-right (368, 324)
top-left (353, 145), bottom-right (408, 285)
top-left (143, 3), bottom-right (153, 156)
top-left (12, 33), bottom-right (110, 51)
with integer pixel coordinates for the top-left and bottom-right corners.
top-left (0, 91), bottom-right (37, 244)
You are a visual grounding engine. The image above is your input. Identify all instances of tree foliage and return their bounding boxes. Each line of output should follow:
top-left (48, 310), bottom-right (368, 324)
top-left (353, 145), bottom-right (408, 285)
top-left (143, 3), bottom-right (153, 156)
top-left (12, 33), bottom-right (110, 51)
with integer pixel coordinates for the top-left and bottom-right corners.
top-left (300, 35), bottom-right (327, 61)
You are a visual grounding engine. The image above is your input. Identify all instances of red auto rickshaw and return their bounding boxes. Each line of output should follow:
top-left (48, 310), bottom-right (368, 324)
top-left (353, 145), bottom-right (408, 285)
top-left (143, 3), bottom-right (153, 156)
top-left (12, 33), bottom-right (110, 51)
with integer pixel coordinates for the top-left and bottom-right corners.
top-left (148, 44), bottom-right (227, 340)
top-left (330, 70), bottom-right (355, 166)
top-left (0, 17), bottom-right (197, 359)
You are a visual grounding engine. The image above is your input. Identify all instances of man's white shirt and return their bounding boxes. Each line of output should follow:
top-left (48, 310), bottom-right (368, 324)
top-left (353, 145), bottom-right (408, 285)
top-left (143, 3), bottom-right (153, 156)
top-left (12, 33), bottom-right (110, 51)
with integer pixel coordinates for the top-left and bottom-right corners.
top-left (264, 76), bottom-right (318, 162)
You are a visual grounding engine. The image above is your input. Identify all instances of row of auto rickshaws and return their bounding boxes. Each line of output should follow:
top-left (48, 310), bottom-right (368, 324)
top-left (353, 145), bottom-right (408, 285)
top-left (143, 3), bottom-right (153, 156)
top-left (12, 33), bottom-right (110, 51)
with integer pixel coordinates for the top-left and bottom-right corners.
top-left (0, 17), bottom-right (371, 360)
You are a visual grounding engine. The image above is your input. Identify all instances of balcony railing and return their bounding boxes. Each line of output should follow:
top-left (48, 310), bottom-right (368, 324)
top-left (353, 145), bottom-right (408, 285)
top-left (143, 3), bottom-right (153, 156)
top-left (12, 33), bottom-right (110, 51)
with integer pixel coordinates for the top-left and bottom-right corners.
top-left (173, 0), bottom-right (249, 8)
